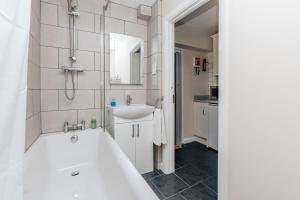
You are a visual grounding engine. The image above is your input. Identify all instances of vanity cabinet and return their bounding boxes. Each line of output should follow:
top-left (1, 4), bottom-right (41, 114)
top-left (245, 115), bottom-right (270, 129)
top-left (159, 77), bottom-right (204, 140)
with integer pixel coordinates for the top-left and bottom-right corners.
top-left (194, 102), bottom-right (209, 140)
top-left (111, 115), bottom-right (154, 174)
top-left (211, 33), bottom-right (219, 76)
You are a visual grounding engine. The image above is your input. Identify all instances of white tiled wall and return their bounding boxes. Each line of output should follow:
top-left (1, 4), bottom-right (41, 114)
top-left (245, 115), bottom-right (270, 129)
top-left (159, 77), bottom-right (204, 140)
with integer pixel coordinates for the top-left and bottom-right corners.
top-left (147, 0), bottom-right (162, 106)
top-left (26, 0), bottom-right (163, 140)
top-left (103, 1), bottom-right (149, 113)
top-left (26, 0), bottom-right (42, 149)
top-left (40, 0), bottom-right (103, 133)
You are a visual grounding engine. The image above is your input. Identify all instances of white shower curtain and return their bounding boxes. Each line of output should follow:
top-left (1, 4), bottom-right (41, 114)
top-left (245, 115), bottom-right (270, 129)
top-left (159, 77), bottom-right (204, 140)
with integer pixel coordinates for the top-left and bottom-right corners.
top-left (0, 0), bottom-right (31, 200)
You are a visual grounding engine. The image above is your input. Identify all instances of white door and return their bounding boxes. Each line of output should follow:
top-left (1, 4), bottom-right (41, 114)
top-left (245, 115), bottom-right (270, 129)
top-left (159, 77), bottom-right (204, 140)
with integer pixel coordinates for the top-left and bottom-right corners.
top-left (135, 121), bottom-right (154, 174)
top-left (114, 123), bottom-right (136, 165)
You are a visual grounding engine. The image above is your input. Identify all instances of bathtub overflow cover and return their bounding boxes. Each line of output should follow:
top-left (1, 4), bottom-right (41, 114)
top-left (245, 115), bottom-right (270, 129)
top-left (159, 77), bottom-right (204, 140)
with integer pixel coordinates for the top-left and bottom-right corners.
top-left (71, 171), bottom-right (80, 177)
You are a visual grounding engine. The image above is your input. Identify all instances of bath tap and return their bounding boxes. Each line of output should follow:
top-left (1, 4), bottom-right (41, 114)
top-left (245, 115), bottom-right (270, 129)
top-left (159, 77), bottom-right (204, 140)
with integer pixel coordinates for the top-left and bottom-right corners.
top-left (64, 120), bottom-right (86, 133)
top-left (70, 135), bottom-right (79, 143)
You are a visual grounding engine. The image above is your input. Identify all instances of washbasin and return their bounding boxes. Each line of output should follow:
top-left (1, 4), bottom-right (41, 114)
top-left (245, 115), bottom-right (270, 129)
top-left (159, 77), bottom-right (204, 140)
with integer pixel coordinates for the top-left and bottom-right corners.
top-left (109, 104), bottom-right (155, 119)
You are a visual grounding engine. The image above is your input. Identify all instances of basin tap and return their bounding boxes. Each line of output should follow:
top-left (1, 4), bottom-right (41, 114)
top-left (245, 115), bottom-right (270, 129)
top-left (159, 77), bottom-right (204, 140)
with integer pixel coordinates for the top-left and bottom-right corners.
top-left (126, 95), bottom-right (132, 105)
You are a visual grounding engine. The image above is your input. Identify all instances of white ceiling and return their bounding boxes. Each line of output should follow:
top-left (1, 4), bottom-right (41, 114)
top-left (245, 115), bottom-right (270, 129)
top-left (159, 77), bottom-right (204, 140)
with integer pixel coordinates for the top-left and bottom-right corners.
top-left (178, 6), bottom-right (218, 36)
top-left (111, 0), bottom-right (157, 8)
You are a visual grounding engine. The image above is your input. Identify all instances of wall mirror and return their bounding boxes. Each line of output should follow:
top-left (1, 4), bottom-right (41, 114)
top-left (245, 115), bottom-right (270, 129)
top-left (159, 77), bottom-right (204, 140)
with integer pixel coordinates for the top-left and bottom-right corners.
top-left (109, 33), bottom-right (144, 85)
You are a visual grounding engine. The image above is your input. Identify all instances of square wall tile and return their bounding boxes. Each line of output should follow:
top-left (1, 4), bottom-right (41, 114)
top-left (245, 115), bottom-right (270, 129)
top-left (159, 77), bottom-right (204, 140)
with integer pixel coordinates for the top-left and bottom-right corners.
top-left (41, 46), bottom-right (59, 68)
top-left (59, 90), bottom-right (94, 110)
top-left (27, 64), bottom-right (41, 90)
top-left (147, 89), bottom-right (160, 105)
top-left (125, 22), bottom-right (147, 41)
top-left (59, 49), bottom-right (94, 70)
top-left (110, 3), bottom-right (137, 23)
top-left (78, 109), bottom-right (101, 128)
top-left (41, 24), bottom-right (70, 48)
top-left (58, 6), bottom-right (69, 28)
top-left (77, 11), bottom-right (95, 32)
top-left (26, 90), bottom-right (33, 119)
top-left (95, 14), bottom-right (101, 33)
top-left (31, 38), bottom-right (40, 67)
top-left (30, 13), bottom-right (40, 40)
top-left (32, 90), bottom-right (41, 115)
top-left (41, 68), bottom-right (77, 89)
top-left (42, 110), bottom-right (77, 133)
top-left (78, 0), bottom-right (103, 14)
top-left (105, 17), bottom-right (125, 34)
top-left (31, 0), bottom-right (41, 18)
top-left (94, 89), bottom-right (104, 109)
top-left (105, 89), bottom-right (125, 106)
top-left (78, 71), bottom-right (101, 89)
top-left (124, 90), bottom-right (146, 104)
top-left (26, 113), bottom-right (41, 149)
top-left (41, 2), bottom-right (58, 26)
top-left (138, 19), bottom-right (148, 26)
top-left (78, 31), bottom-right (101, 52)
top-left (41, 90), bottom-right (59, 111)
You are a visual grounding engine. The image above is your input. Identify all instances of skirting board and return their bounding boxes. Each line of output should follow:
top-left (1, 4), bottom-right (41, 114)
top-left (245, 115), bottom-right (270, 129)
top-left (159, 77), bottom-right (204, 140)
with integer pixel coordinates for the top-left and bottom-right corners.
top-left (182, 136), bottom-right (207, 146)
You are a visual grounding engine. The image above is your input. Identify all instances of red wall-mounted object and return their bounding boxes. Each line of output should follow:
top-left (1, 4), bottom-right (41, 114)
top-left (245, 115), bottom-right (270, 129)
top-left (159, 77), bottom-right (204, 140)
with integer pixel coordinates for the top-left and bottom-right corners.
top-left (194, 57), bottom-right (201, 66)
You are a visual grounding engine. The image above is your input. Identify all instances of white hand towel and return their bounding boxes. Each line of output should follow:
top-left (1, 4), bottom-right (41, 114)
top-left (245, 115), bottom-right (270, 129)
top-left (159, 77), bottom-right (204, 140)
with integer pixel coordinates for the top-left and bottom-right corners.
top-left (161, 109), bottom-right (167, 144)
top-left (153, 108), bottom-right (167, 146)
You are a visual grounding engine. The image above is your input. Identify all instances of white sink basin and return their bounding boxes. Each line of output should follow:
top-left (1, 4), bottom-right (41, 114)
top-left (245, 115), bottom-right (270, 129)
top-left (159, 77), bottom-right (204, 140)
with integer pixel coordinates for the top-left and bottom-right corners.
top-left (109, 104), bottom-right (155, 119)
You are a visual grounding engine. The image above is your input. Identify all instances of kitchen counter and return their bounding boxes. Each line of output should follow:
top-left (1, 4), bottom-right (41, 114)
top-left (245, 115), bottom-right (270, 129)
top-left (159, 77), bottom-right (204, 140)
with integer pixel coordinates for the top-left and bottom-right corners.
top-left (194, 95), bottom-right (218, 104)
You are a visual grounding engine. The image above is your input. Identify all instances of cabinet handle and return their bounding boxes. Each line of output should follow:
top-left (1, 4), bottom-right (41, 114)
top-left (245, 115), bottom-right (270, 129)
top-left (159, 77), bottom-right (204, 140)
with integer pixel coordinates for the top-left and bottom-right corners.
top-left (203, 108), bottom-right (205, 116)
top-left (132, 124), bottom-right (135, 138)
top-left (137, 124), bottom-right (140, 137)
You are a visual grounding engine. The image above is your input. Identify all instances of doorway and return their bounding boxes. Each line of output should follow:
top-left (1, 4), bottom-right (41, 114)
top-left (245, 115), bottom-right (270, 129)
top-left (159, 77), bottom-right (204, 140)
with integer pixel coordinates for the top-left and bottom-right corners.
top-left (172, 1), bottom-right (219, 197)
top-left (161, 0), bottom-right (221, 198)
top-left (175, 49), bottom-right (183, 148)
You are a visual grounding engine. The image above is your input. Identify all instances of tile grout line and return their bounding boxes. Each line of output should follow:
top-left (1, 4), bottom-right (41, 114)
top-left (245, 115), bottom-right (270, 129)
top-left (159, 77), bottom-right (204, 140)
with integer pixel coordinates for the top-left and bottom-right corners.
top-left (149, 178), bottom-right (166, 199)
top-left (173, 173), bottom-right (190, 187)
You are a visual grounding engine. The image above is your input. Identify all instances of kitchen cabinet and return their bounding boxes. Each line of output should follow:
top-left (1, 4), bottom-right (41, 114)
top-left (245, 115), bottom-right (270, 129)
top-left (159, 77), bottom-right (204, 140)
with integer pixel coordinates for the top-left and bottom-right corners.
top-left (208, 103), bottom-right (218, 150)
top-left (211, 33), bottom-right (219, 76)
top-left (111, 115), bottom-right (154, 174)
top-left (194, 102), bottom-right (209, 140)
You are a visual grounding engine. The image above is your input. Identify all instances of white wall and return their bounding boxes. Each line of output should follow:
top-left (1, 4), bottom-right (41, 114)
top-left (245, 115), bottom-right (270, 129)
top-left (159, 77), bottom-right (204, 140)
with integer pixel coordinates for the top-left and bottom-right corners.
top-left (180, 49), bottom-right (208, 140)
top-left (219, 0), bottom-right (300, 199)
top-left (175, 29), bottom-right (212, 50)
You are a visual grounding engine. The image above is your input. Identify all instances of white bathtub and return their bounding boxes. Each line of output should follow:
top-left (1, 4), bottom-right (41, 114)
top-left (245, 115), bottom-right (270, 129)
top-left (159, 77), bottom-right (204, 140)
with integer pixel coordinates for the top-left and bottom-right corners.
top-left (24, 128), bottom-right (159, 200)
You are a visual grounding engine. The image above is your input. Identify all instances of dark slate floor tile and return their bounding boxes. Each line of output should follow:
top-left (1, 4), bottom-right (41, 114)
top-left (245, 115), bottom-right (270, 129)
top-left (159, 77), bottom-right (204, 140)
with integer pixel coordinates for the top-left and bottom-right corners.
top-left (181, 182), bottom-right (217, 200)
top-left (195, 164), bottom-right (218, 177)
top-left (175, 162), bottom-right (182, 170)
top-left (175, 164), bottom-right (210, 185)
top-left (143, 170), bottom-right (161, 180)
top-left (166, 194), bottom-right (186, 200)
top-left (203, 176), bottom-right (217, 192)
top-left (151, 173), bottom-right (189, 198)
top-left (146, 180), bottom-right (165, 200)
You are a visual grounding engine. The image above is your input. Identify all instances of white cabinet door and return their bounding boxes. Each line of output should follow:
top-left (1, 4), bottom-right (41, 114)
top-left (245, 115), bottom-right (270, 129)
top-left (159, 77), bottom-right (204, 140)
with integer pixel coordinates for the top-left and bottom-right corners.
top-left (208, 104), bottom-right (218, 150)
top-left (135, 121), bottom-right (154, 174)
top-left (194, 102), bottom-right (209, 139)
top-left (114, 123), bottom-right (136, 165)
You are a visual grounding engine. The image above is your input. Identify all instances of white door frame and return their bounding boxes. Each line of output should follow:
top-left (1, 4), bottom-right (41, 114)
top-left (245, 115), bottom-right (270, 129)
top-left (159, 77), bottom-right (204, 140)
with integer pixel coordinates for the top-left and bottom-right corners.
top-left (161, 0), bottom-right (228, 199)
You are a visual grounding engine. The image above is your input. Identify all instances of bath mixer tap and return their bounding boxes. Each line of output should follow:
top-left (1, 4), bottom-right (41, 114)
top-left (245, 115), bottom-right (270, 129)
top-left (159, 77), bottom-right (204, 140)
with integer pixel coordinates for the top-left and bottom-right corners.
top-left (64, 120), bottom-right (86, 133)
top-left (126, 95), bottom-right (132, 105)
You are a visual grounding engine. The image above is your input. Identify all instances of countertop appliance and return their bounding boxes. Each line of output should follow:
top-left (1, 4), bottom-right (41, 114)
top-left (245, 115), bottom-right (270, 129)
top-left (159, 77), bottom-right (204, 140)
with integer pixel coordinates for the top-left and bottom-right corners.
top-left (210, 86), bottom-right (218, 100)
top-left (208, 102), bottom-right (218, 150)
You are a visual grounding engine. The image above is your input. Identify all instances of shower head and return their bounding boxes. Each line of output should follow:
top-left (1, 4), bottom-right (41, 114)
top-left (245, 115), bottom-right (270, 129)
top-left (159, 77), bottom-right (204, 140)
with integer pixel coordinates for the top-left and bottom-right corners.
top-left (69, 0), bottom-right (78, 11)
